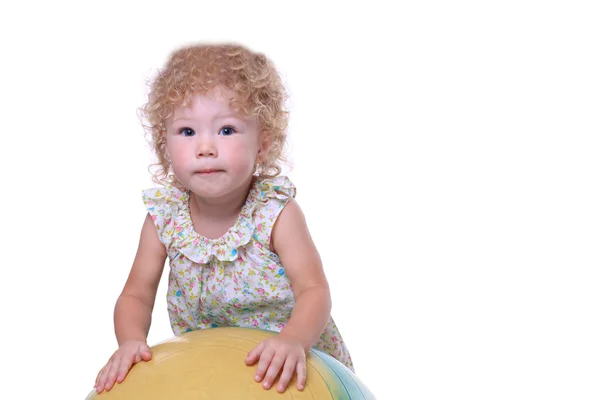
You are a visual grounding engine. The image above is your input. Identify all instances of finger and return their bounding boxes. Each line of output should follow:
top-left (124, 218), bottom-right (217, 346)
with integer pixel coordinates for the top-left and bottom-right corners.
top-left (96, 361), bottom-right (113, 393)
top-left (262, 353), bottom-right (286, 390)
top-left (95, 366), bottom-right (108, 393)
top-left (254, 347), bottom-right (275, 382)
top-left (116, 354), bottom-right (134, 383)
top-left (94, 368), bottom-right (102, 388)
top-left (97, 352), bottom-right (119, 389)
top-left (277, 356), bottom-right (298, 393)
top-left (140, 345), bottom-right (152, 361)
top-left (136, 345), bottom-right (152, 363)
top-left (103, 357), bottom-right (122, 391)
top-left (296, 357), bottom-right (307, 391)
top-left (245, 342), bottom-right (265, 365)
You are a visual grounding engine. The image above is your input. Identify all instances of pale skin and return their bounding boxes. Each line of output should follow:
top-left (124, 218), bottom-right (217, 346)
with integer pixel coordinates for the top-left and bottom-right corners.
top-left (95, 89), bottom-right (332, 393)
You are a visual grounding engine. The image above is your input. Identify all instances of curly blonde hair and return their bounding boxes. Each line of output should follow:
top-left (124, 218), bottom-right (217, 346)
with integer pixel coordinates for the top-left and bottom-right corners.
top-left (139, 43), bottom-right (289, 185)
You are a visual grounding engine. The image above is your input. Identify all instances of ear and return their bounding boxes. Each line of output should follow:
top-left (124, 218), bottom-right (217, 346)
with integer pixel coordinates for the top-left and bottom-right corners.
top-left (159, 129), bottom-right (171, 162)
top-left (257, 139), bottom-right (269, 164)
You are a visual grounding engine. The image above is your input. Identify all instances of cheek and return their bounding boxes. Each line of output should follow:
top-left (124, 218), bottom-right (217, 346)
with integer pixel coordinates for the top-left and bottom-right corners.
top-left (166, 141), bottom-right (190, 167)
top-left (225, 141), bottom-right (259, 168)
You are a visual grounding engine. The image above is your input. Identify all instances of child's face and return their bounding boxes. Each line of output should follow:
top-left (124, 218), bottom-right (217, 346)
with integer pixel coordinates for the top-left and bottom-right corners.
top-left (165, 88), bottom-right (261, 198)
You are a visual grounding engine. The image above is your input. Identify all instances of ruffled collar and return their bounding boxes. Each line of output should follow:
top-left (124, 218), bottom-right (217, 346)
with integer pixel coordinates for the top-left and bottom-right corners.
top-left (163, 176), bottom-right (294, 264)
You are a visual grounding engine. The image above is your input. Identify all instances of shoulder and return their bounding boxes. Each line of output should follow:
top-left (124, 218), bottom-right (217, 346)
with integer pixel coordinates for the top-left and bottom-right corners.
top-left (274, 197), bottom-right (305, 227)
top-left (141, 184), bottom-right (189, 249)
top-left (271, 197), bottom-right (312, 252)
top-left (248, 176), bottom-right (297, 245)
top-left (253, 175), bottom-right (296, 201)
top-left (142, 184), bottom-right (188, 209)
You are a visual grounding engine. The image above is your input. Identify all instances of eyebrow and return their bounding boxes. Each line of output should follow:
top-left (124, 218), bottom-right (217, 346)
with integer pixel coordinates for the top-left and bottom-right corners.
top-left (172, 113), bottom-right (246, 123)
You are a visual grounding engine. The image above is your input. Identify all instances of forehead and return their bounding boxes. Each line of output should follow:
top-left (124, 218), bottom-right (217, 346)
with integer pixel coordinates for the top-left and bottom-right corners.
top-left (172, 88), bottom-right (240, 119)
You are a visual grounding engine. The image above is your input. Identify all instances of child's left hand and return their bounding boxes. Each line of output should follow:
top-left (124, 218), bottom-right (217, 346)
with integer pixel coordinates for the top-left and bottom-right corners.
top-left (245, 333), bottom-right (307, 392)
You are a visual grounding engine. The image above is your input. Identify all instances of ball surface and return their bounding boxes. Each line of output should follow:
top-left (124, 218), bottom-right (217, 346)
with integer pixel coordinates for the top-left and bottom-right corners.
top-left (87, 327), bottom-right (375, 399)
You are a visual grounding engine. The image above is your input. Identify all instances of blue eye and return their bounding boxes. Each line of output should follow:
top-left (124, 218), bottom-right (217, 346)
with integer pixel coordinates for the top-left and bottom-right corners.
top-left (179, 127), bottom-right (195, 137)
top-left (219, 126), bottom-right (236, 136)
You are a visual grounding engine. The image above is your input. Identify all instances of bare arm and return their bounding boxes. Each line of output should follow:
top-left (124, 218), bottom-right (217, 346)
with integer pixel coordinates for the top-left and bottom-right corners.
top-left (114, 213), bottom-right (167, 345)
top-left (271, 198), bottom-right (332, 351)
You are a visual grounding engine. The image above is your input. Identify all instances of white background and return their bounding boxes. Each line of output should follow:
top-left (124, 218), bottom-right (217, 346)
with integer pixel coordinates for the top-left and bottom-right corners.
top-left (1, 1), bottom-right (599, 399)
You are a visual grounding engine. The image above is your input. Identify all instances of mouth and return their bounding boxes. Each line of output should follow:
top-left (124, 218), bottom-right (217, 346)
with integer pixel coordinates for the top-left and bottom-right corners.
top-left (196, 169), bottom-right (224, 175)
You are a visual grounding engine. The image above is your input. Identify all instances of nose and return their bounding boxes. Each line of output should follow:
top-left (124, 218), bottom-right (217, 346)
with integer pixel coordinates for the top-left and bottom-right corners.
top-left (195, 135), bottom-right (217, 158)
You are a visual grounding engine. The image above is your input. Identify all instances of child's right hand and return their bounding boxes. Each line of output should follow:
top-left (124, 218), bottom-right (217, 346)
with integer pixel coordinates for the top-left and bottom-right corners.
top-left (94, 340), bottom-right (152, 393)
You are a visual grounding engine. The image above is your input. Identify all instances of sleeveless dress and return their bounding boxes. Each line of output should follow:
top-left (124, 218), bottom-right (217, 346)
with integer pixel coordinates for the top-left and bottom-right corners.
top-left (142, 175), bottom-right (353, 370)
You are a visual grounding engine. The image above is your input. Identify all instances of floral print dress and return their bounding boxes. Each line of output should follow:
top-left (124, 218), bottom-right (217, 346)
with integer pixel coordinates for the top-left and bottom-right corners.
top-left (142, 176), bottom-right (353, 370)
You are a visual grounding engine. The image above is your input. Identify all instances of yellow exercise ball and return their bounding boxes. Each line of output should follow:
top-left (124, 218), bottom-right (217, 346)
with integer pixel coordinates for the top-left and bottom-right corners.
top-left (87, 327), bottom-right (375, 399)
